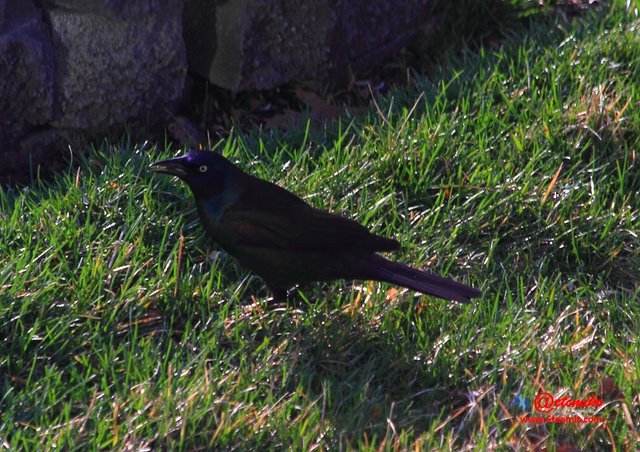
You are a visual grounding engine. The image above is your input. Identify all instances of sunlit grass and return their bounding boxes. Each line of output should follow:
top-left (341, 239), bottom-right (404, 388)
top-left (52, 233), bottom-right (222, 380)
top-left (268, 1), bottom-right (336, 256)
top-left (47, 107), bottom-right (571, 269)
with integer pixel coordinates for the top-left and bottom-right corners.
top-left (1, 1), bottom-right (639, 449)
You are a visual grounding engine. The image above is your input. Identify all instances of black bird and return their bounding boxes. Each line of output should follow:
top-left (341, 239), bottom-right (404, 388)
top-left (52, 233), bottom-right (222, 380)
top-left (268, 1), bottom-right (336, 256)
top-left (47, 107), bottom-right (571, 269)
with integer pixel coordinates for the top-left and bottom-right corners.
top-left (150, 150), bottom-right (481, 303)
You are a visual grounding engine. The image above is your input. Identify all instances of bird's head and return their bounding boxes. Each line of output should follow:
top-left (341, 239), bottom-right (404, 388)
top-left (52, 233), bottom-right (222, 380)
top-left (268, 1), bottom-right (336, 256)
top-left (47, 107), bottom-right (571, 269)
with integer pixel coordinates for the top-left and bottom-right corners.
top-left (149, 150), bottom-right (240, 198)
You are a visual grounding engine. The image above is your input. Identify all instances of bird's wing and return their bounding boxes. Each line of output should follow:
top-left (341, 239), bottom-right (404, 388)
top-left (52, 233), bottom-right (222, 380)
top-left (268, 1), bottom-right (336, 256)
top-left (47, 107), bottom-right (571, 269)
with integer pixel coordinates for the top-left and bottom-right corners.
top-left (227, 207), bottom-right (400, 252)
top-left (225, 178), bottom-right (400, 253)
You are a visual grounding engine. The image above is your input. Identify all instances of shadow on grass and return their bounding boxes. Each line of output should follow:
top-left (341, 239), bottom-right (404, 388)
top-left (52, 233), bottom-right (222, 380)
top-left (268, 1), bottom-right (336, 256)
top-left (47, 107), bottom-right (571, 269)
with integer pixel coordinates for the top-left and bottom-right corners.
top-left (269, 303), bottom-right (475, 445)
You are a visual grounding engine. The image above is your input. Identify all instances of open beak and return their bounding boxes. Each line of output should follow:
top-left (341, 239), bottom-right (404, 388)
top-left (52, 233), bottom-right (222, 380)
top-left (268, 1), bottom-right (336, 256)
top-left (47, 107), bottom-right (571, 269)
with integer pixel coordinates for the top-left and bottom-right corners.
top-left (149, 156), bottom-right (189, 177)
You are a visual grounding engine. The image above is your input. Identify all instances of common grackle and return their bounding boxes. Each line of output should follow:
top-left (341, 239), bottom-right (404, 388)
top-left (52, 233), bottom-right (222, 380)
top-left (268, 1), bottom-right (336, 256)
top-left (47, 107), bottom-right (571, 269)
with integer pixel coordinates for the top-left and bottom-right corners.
top-left (150, 150), bottom-right (481, 303)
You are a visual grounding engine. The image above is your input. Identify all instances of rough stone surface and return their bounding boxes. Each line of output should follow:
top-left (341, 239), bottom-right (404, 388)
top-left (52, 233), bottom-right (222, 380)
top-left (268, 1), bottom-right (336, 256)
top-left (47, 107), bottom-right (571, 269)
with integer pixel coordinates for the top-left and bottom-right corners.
top-left (329, 0), bottom-right (431, 75)
top-left (183, 0), bottom-right (432, 91)
top-left (2, 0), bottom-right (433, 183)
top-left (0, 0), bottom-right (187, 184)
top-left (0, 0), bottom-right (54, 149)
top-left (45, 0), bottom-right (187, 130)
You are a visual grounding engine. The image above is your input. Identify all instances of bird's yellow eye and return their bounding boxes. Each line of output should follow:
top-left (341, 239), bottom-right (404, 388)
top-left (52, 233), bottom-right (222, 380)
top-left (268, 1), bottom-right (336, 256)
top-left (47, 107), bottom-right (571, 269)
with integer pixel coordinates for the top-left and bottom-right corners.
top-left (199, 165), bottom-right (208, 173)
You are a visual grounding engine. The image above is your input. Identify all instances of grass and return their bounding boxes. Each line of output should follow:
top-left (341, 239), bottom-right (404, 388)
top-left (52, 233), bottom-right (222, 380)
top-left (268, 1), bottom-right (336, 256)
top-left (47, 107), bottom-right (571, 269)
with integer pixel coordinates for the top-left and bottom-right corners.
top-left (1, 1), bottom-right (639, 449)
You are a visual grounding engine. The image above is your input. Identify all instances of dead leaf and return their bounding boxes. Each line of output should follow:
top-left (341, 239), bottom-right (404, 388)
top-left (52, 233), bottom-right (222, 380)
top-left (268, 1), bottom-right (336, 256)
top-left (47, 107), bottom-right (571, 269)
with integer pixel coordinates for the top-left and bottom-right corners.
top-left (294, 88), bottom-right (339, 122)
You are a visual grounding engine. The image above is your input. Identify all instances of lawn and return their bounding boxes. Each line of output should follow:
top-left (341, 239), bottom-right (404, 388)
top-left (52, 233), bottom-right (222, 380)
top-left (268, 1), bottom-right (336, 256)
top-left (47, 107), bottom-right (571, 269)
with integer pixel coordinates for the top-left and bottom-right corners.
top-left (1, 1), bottom-right (639, 449)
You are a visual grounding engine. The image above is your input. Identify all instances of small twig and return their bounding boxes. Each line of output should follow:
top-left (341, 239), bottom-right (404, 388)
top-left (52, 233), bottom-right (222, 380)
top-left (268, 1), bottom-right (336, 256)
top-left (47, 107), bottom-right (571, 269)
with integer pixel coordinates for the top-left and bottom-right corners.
top-left (79, 386), bottom-right (99, 434)
top-left (541, 162), bottom-right (563, 205)
top-left (368, 83), bottom-right (389, 126)
top-left (395, 91), bottom-right (425, 143)
top-left (112, 401), bottom-right (120, 447)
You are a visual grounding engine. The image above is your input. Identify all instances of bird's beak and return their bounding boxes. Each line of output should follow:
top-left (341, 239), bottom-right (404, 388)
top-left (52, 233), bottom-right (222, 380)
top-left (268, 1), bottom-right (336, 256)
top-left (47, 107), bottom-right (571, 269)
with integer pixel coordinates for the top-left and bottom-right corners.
top-left (149, 156), bottom-right (189, 177)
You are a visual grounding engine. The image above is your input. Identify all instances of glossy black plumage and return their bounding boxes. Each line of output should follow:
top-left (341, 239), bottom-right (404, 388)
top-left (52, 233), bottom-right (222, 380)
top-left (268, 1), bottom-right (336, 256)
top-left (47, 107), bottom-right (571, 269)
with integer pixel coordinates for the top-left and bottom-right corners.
top-left (150, 150), bottom-right (481, 303)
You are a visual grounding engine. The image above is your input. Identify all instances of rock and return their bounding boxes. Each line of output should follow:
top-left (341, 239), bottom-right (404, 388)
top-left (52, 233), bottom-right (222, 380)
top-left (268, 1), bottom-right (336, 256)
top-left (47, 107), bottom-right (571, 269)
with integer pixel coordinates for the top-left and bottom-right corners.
top-left (0, 0), bottom-right (54, 148)
top-left (45, 0), bottom-right (187, 130)
top-left (1, 0), bottom-right (432, 183)
top-left (0, 0), bottom-right (187, 184)
top-left (183, 0), bottom-right (432, 91)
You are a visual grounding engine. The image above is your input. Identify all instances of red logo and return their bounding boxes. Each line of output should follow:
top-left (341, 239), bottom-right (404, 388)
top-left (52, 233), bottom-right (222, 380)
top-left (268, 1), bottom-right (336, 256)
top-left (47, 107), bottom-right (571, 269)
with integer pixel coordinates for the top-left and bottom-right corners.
top-left (533, 392), bottom-right (604, 413)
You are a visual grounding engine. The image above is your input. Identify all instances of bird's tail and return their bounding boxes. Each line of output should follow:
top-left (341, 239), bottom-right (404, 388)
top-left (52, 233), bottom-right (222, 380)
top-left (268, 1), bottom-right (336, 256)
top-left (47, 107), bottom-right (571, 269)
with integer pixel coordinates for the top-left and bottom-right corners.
top-left (358, 254), bottom-right (481, 303)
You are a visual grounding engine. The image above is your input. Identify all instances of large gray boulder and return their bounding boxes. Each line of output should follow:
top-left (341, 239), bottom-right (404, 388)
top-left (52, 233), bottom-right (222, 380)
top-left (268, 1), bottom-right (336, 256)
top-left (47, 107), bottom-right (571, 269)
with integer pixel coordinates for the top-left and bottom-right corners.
top-left (183, 0), bottom-right (433, 91)
top-left (1, 0), bottom-right (435, 183)
top-left (0, 1), bottom-right (54, 153)
top-left (0, 0), bottom-right (186, 184)
top-left (45, 0), bottom-right (186, 130)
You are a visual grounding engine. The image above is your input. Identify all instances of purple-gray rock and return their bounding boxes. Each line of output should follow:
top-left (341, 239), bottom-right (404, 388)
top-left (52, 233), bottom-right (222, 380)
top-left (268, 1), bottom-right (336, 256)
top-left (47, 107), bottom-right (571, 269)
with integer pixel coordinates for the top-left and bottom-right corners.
top-left (1, 0), bottom-right (434, 184)
top-left (0, 0), bottom-right (54, 149)
top-left (0, 0), bottom-right (187, 184)
top-left (45, 0), bottom-right (186, 130)
top-left (183, 0), bottom-right (432, 91)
